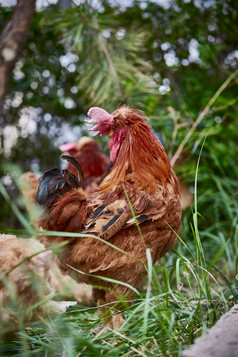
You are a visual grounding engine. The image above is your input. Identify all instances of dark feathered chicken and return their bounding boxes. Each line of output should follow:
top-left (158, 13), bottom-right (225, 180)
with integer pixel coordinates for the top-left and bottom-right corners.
top-left (37, 105), bottom-right (182, 331)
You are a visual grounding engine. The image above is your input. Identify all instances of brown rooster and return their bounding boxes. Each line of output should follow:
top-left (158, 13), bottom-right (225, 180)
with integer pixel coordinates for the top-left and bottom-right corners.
top-left (59, 136), bottom-right (111, 193)
top-left (37, 105), bottom-right (182, 331)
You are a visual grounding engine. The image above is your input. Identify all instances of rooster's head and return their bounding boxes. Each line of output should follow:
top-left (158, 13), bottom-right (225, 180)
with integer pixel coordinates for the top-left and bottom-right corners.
top-left (86, 105), bottom-right (146, 163)
top-left (86, 105), bottom-right (171, 191)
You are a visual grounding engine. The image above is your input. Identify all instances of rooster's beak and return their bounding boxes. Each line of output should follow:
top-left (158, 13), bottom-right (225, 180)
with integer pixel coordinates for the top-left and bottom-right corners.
top-left (106, 131), bottom-right (113, 138)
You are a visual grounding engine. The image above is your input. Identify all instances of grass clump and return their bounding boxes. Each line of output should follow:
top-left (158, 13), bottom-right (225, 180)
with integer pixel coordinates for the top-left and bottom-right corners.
top-left (0, 149), bottom-right (238, 356)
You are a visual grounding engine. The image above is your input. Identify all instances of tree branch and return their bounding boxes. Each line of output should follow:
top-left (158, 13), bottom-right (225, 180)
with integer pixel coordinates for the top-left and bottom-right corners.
top-left (0, 0), bottom-right (36, 118)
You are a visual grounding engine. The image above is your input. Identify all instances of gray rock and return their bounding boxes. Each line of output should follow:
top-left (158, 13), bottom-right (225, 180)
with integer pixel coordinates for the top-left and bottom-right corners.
top-left (182, 304), bottom-right (238, 357)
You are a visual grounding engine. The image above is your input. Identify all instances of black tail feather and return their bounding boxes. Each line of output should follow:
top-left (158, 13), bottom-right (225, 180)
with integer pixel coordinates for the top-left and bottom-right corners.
top-left (37, 158), bottom-right (84, 210)
top-left (61, 155), bottom-right (84, 187)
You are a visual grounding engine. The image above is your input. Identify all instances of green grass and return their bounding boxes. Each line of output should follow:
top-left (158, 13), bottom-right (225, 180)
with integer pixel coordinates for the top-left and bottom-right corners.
top-left (0, 158), bottom-right (238, 356)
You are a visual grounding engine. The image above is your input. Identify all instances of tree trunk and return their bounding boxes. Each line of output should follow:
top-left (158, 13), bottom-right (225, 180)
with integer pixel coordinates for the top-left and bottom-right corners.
top-left (0, 0), bottom-right (36, 121)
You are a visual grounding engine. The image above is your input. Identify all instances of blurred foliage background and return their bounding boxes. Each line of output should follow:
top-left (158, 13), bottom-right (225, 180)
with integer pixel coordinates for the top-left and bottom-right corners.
top-left (0, 0), bottom-right (238, 265)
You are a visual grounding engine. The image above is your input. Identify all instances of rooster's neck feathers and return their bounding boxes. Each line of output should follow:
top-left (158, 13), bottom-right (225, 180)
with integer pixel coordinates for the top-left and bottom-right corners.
top-left (99, 106), bottom-right (171, 193)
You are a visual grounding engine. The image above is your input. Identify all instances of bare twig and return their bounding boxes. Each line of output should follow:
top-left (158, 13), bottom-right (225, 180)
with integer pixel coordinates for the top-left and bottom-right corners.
top-left (170, 68), bottom-right (238, 167)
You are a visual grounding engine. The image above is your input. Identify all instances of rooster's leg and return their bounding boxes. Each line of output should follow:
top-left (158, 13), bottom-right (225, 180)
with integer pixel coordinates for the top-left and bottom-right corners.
top-left (94, 301), bottom-right (124, 337)
top-left (98, 299), bottom-right (114, 330)
top-left (111, 312), bottom-right (124, 330)
top-left (93, 287), bottom-right (128, 333)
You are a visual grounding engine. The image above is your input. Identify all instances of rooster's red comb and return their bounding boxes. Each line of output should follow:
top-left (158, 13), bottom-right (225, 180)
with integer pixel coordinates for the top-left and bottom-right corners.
top-left (86, 107), bottom-right (113, 136)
